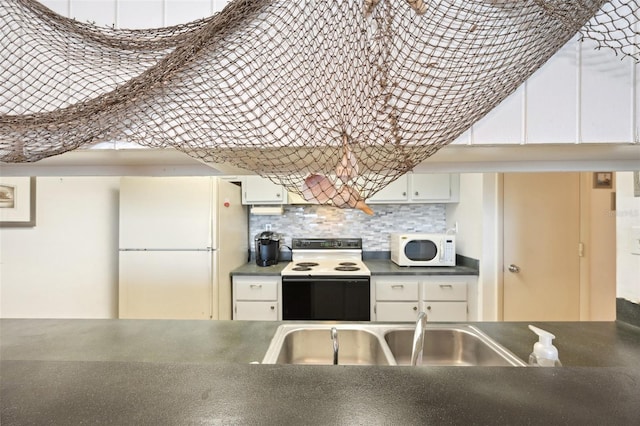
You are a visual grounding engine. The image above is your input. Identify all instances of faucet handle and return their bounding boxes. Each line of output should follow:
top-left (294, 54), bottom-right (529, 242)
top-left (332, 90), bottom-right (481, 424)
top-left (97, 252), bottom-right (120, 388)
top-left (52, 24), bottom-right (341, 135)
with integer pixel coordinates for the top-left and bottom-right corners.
top-left (411, 312), bottom-right (428, 366)
top-left (330, 327), bottom-right (339, 365)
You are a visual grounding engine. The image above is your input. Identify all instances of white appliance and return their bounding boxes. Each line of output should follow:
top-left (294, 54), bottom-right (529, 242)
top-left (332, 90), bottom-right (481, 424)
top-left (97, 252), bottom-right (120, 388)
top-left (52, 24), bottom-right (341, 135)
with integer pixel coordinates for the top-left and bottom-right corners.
top-left (119, 177), bottom-right (247, 320)
top-left (281, 238), bottom-right (371, 321)
top-left (390, 233), bottom-right (456, 266)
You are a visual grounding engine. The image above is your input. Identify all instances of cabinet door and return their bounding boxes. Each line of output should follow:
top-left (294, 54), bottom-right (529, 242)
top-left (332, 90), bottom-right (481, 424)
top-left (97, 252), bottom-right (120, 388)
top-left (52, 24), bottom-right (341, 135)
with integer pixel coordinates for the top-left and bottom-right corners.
top-left (376, 302), bottom-right (420, 322)
top-left (410, 174), bottom-right (451, 201)
top-left (234, 279), bottom-right (278, 300)
top-left (421, 302), bottom-right (467, 322)
top-left (367, 175), bottom-right (409, 203)
top-left (242, 176), bottom-right (286, 204)
top-left (234, 301), bottom-right (278, 320)
top-left (375, 279), bottom-right (419, 301)
top-left (422, 282), bottom-right (467, 301)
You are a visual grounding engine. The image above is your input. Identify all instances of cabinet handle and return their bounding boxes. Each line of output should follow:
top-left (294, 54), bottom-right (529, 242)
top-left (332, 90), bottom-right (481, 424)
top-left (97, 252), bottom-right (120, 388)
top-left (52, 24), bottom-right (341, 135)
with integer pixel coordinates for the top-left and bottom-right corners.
top-left (439, 284), bottom-right (453, 289)
top-left (391, 284), bottom-right (404, 289)
top-left (413, 306), bottom-right (418, 311)
top-left (276, 193), bottom-right (281, 197)
top-left (250, 284), bottom-right (262, 289)
top-left (426, 305), bottom-right (432, 311)
top-left (402, 192), bottom-right (406, 196)
top-left (270, 306), bottom-right (275, 310)
top-left (414, 191), bottom-right (419, 196)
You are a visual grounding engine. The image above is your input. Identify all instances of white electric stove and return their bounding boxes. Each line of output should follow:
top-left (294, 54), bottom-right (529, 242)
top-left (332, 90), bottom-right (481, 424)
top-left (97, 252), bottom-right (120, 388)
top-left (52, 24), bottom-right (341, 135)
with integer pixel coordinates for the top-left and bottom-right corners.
top-left (281, 238), bottom-right (370, 277)
top-left (280, 238), bottom-right (371, 321)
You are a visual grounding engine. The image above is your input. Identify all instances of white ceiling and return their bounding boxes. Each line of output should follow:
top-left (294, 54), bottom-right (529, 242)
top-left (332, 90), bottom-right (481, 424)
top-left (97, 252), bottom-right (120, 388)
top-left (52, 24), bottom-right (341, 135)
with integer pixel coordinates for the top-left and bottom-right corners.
top-left (1, 143), bottom-right (638, 177)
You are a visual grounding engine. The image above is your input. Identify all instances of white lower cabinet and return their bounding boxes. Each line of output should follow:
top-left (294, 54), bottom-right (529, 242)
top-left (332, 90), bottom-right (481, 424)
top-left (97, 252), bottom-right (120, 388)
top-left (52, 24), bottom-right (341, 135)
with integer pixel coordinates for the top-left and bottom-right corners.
top-left (232, 276), bottom-right (280, 320)
top-left (421, 302), bottom-right (467, 322)
top-left (374, 275), bottom-right (472, 322)
top-left (376, 302), bottom-right (421, 322)
top-left (373, 277), bottom-right (421, 322)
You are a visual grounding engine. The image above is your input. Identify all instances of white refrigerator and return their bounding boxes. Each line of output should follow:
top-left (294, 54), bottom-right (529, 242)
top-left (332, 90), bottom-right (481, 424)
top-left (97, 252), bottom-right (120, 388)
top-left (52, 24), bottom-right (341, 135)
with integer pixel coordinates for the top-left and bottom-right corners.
top-left (118, 177), bottom-right (248, 320)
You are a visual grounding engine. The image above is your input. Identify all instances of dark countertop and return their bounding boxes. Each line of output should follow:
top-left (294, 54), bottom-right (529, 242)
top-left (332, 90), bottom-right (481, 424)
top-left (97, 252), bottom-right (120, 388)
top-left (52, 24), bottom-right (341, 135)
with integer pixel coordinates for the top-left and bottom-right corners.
top-left (231, 260), bottom-right (478, 276)
top-left (365, 259), bottom-right (479, 276)
top-left (2, 319), bottom-right (640, 424)
top-left (231, 261), bottom-right (288, 276)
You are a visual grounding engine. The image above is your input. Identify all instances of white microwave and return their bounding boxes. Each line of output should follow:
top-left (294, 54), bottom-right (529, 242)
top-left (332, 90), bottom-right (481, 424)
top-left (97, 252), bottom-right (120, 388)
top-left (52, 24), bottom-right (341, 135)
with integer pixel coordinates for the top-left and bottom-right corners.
top-left (390, 233), bottom-right (456, 266)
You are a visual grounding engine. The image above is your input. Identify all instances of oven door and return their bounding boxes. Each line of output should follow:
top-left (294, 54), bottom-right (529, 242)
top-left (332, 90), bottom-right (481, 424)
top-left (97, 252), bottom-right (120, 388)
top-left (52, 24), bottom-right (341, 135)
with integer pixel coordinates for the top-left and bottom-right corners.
top-left (282, 276), bottom-right (370, 321)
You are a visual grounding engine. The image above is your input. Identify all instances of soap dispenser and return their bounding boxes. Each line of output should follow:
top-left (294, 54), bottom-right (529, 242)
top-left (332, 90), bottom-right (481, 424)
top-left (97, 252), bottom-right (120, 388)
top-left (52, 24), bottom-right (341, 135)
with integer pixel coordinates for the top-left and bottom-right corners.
top-left (528, 325), bottom-right (562, 367)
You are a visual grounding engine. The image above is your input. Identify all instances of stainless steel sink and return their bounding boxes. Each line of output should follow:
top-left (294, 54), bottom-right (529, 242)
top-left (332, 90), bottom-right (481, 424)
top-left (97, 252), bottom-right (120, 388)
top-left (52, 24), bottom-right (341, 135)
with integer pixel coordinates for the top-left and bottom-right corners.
top-left (261, 324), bottom-right (395, 365)
top-left (384, 325), bottom-right (526, 366)
top-left (261, 323), bottom-right (526, 367)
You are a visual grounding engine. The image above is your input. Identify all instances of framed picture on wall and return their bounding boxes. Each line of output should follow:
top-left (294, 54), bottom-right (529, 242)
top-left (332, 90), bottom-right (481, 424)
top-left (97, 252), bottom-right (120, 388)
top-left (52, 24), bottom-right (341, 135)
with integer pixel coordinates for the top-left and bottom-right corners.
top-left (593, 172), bottom-right (613, 189)
top-left (0, 177), bottom-right (36, 227)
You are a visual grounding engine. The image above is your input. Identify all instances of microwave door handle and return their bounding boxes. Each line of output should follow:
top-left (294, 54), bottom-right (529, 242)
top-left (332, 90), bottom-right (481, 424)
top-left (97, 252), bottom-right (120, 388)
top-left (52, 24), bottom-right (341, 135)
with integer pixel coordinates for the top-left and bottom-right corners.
top-left (439, 240), bottom-right (444, 261)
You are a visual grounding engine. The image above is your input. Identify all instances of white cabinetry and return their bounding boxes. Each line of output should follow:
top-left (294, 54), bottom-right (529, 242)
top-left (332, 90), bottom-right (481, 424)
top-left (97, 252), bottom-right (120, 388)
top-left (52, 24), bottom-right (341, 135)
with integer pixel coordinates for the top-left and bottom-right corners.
top-left (367, 175), bottom-right (410, 203)
top-left (232, 276), bottom-right (280, 320)
top-left (242, 176), bottom-right (287, 204)
top-left (374, 277), bottom-right (421, 322)
top-left (373, 275), bottom-right (472, 322)
top-left (411, 173), bottom-right (457, 202)
top-left (421, 279), bottom-right (468, 322)
top-left (368, 173), bottom-right (459, 204)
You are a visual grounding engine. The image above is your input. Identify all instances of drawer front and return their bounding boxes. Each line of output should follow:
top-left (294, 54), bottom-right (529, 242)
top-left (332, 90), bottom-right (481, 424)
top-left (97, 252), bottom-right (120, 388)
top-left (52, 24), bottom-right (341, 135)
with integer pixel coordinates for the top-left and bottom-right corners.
top-left (234, 301), bottom-right (278, 320)
top-left (375, 302), bottom-right (420, 322)
top-left (375, 280), bottom-right (419, 301)
top-left (421, 301), bottom-right (467, 322)
top-left (234, 280), bottom-right (278, 300)
top-left (422, 282), bottom-right (467, 301)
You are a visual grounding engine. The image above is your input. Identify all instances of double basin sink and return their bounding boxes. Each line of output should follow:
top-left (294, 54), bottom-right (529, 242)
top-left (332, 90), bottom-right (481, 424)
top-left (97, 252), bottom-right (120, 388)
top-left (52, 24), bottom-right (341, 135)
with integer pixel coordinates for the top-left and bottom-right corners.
top-left (261, 323), bottom-right (526, 366)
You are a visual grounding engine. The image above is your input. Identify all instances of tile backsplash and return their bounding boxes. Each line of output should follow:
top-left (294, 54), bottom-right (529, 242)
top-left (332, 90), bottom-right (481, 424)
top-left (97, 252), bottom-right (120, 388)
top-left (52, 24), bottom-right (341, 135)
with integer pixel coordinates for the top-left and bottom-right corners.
top-left (250, 204), bottom-right (446, 251)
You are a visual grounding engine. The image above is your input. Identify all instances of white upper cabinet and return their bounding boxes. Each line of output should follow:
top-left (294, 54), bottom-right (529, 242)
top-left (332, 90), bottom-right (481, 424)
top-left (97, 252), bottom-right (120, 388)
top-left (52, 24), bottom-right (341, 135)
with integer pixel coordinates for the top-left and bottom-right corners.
top-left (368, 173), bottom-right (459, 204)
top-left (242, 175), bottom-right (287, 204)
top-left (367, 175), bottom-right (410, 203)
top-left (410, 173), bottom-right (454, 202)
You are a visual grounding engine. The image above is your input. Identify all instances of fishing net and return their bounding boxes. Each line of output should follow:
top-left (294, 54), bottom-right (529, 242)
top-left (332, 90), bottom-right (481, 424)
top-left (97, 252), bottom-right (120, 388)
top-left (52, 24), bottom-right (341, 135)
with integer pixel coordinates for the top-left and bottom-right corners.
top-left (1, 0), bottom-right (638, 213)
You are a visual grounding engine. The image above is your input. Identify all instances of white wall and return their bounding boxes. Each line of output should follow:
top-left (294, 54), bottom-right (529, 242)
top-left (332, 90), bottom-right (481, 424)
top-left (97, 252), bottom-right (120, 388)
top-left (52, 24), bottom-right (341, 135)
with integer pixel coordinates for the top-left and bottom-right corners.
top-left (446, 174), bottom-right (483, 259)
top-left (616, 172), bottom-right (640, 304)
top-left (446, 173), bottom-right (484, 320)
top-left (0, 177), bottom-right (120, 318)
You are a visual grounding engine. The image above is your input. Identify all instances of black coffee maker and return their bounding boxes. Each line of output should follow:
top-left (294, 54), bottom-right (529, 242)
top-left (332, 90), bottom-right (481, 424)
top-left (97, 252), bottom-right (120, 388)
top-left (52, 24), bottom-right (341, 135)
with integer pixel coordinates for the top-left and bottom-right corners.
top-left (255, 231), bottom-right (281, 266)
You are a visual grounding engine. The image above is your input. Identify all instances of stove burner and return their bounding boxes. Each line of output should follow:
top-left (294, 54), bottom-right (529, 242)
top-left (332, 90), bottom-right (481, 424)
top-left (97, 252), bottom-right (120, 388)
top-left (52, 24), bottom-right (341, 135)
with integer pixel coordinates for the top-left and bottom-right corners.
top-left (296, 262), bottom-right (319, 267)
top-left (338, 262), bottom-right (357, 266)
top-left (292, 266), bottom-right (312, 271)
top-left (334, 266), bottom-right (360, 272)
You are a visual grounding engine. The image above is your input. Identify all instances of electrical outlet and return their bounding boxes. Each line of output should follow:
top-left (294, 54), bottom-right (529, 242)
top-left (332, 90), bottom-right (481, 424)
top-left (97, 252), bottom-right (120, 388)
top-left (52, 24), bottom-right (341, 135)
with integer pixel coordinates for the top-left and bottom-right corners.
top-left (265, 224), bottom-right (272, 231)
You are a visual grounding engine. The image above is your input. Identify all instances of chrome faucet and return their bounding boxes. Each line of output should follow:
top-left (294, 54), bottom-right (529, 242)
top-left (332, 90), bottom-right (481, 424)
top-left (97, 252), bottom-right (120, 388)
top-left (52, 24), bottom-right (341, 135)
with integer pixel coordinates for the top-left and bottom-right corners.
top-left (410, 311), bottom-right (428, 366)
top-left (330, 327), bottom-right (339, 365)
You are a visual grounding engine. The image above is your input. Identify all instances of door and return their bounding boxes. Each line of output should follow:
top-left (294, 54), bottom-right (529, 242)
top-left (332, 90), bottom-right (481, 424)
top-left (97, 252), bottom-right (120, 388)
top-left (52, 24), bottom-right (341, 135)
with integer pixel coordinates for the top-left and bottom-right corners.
top-left (119, 177), bottom-right (212, 249)
top-left (502, 173), bottom-right (580, 321)
top-left (119, 250), bottom-right (212, 319)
